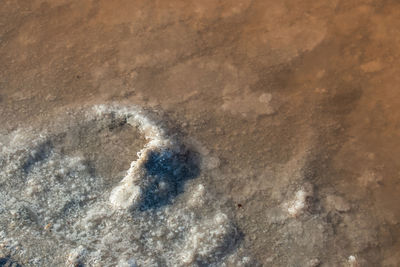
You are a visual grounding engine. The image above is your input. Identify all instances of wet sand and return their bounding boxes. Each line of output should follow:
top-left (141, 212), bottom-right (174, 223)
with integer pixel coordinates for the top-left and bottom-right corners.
top-left (1, 0), bottom-right (400, 266)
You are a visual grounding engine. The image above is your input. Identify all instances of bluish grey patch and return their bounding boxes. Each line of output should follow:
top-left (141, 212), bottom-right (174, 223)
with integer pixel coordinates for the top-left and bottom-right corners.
top-left (0, 256), bottom-right (22, 267)
top-left (22, 140), bottom-right (53, 174)
top-left (139, 148), bottom-right (200, 211)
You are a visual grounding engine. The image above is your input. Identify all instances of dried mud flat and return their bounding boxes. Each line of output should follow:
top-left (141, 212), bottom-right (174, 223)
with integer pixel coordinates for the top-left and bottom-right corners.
top-left (1, 0), bottom-right (400, 266)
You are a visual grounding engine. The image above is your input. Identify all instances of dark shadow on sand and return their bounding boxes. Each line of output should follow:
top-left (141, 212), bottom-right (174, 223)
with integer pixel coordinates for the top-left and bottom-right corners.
top-left (138, 148), bottom-right (201, 211)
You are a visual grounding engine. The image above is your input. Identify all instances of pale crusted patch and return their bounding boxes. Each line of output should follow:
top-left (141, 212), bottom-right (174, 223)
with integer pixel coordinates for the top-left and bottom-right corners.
top-left (222, 89), bottom-right (274, 117)
top-left (360, 60), bottom-right (383, 73)
top-left (358, 170), bottom-right (382, 188)
top-left (285, 184), bottom-right (313, 217)
top-left (326, 195), bottom-right (351, 212)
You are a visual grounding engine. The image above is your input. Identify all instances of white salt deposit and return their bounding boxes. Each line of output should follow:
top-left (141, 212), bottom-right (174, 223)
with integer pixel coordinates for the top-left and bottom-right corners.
top-left (348, 255), bottom-right (359, 267)
top-left (286, 184), bottom-right (313, 217)
top-left (0, 105), bottom-right (250, 266)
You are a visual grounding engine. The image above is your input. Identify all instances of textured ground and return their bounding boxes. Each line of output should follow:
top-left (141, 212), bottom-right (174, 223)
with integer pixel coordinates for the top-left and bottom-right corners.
top-left (1, 0), bottom-right (400, 266)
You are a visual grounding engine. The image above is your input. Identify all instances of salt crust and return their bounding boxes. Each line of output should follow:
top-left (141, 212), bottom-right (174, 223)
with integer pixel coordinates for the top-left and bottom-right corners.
top-left (0, 105), bottom-right (250, 266)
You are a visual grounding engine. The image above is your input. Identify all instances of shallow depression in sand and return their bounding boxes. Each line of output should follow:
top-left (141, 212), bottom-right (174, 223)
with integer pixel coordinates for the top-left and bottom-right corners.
top-left (0, 105), bottom-right (251, 266)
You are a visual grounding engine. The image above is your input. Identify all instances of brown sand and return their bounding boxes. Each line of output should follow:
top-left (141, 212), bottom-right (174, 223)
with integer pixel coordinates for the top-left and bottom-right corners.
top-left (1, 0), bottom-right (400, 266)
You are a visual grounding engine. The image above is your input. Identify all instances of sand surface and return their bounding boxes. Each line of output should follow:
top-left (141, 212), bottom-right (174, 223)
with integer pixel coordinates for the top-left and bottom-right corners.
top-left (1, 0), bottom-right (400, 266)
